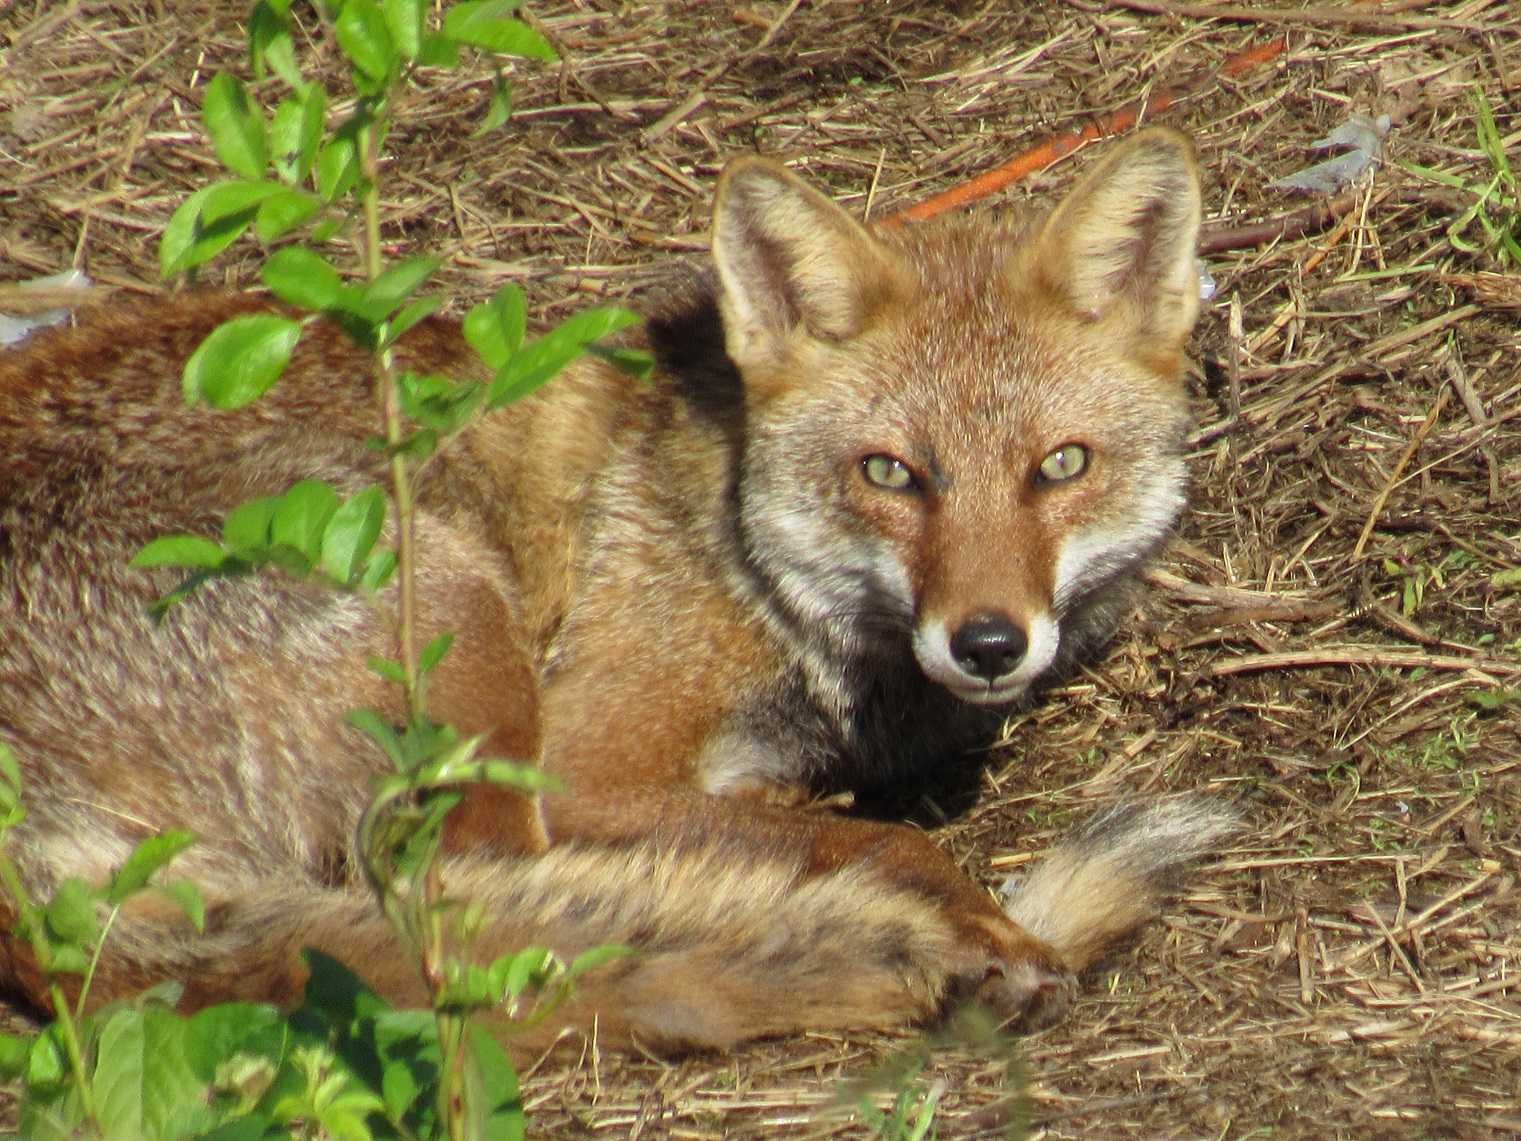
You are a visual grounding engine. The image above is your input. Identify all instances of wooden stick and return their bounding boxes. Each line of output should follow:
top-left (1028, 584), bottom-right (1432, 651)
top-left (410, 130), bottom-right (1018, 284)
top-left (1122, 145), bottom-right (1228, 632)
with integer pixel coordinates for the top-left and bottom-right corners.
top-left (1199, 189), bottom-right (1363, 255)
top-left (1097, 0), bottom-right (1495, 32)
top-left (1206, 647), bottom-right (1520, 678)
top-left (885, 36), bottom-right (1287, 225)
top-left (1351, 387), bottom-right (1450, 561)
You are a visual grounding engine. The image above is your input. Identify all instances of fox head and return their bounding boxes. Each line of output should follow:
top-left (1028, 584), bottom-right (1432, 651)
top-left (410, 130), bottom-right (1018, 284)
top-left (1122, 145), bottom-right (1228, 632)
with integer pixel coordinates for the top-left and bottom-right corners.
top-left (710, 130), bottom-right (1202, 706)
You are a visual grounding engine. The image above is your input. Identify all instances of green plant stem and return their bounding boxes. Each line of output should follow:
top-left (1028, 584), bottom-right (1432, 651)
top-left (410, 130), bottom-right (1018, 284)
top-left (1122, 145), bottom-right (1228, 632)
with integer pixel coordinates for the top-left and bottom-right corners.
top-left (357, 110), bottom-right (468, 1141)
top-left (45, 980), bottom-right (99, 1126)
top-left (74, 905), bottom-right (123, 1021)
top-left (357, 114), bottom-right (422, 723)
top-left (0, 852), bottom-right (100, 1127)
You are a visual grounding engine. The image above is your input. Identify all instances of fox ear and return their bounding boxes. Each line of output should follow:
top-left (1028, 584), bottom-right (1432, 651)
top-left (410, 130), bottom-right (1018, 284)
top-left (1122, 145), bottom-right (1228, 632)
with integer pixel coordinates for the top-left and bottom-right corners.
top-left (1031, 128), bottom-right (1202, 348)
top-left (711, 157), bottom-right (904, 374)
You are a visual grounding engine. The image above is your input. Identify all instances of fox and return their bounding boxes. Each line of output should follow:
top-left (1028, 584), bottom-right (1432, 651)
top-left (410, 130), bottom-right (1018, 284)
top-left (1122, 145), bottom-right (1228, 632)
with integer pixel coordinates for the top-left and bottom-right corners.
top-left (0, 127), bottom-right (1231, 1054)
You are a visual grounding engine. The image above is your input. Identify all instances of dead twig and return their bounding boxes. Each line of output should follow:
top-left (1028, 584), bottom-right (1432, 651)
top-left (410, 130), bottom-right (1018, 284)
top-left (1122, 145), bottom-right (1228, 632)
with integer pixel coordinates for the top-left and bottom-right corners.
top-left (1207, 647), bottom-right (1521, 678)
top-left (1094, 0), bottom-right (1498, 32)
top-left (885, 36), bottom-right (1286, 224)
top-left (1199, 188), bottom-right (1364, 255)
top-left (1351, 387), bottom-right (1451, 562)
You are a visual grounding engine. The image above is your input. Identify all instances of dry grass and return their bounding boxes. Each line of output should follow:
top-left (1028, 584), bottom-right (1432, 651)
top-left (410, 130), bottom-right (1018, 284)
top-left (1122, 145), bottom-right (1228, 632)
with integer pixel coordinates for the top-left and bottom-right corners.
top-left (3, 0), bottom-right (1520, 1136)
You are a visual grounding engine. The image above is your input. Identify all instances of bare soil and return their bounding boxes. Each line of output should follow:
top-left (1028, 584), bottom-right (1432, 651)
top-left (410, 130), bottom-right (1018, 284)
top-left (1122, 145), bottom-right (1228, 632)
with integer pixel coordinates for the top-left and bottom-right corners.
top-left (2, 1), bottom-right (1519, 1137)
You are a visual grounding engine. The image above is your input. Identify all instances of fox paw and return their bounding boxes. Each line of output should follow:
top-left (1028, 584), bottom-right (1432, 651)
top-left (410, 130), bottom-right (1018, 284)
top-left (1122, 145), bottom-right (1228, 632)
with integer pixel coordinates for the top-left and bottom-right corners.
top-left (944, 913), bottom-right (1074, 1030)
top-left (975, 956), bottom-right (1074, 1029)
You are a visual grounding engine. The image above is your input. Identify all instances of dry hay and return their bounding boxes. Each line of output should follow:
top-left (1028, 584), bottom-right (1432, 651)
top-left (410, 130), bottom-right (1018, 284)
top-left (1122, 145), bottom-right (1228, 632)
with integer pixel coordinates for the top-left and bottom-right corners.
top-left (2, 1), bottom-right (1519, 1136)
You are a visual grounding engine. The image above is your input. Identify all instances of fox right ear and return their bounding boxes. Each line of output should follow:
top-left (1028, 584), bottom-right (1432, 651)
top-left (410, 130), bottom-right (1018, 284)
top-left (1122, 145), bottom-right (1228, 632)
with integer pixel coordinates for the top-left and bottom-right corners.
top-left (711, 158), bottom-right (904, 379)
top-left (1030, 128), bottom-right (1202, 352)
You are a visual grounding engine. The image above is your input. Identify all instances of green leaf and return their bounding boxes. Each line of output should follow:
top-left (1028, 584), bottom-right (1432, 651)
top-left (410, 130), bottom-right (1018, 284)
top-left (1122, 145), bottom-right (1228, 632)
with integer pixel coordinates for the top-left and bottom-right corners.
top-left (0, 743), bottom-right (21, 825)
top-left (271, 479), bottom-right (340, 564)
top-left (398, 372), bottom-right (483, 434)
top-left (142, 1003), bottom-right (282, 1139)
top-left (320, 485), bottom-right (387, 584)
top-left (367, 656), bottom-right (407, 685)
top-left (49, 942), bottom-right (91, 976)
top-left (346, 708), bottom-right (405, 769)
top-left (269, 85), bottom-right (326, 185)
top-left (463, 1023), bottom-right (526, 1140)
top-left (488, 306), bottom-right (639, 407)
top-left (393, 426), bottom-right (439, 461)
top-left (255, 188), bottom-right (320, 242)
top-left (585, 341), bottom-right (655, 379)
top-left (44, 877), bottom-right (99, 947)
top-left (381, 0), bottom-right (424, 62)
top-left (359, 548), bottom-right (397, 592)
top-left (203, 72), bottom-right (268, 181)
top-left (182, 314), bottom-right (302, 409)
top-left (250, 1), bottom-right (302, 87)
top-left (418, 631), bottom-right (453, 675)
top-left (385, 294), bottom-right (444, 343)
top-left (358, 255), bottom-right (442, 319)
top-left (316, 136), bottom-right (360, 202)
top-left (371, 1008), bottom-right (438, 1132)
top-left (417, 31), bottom-right (460, 68)
top-left (568, 942), bottom-right (633, 975)
top-left (198, 181), bottom-right (289, 227)
top-left (263, 247), bottom-right (345, 310)
top-left (474, 71), bottom-right (513, 136)
top-left (93, 1007), bottom-right (146, 1140)
top-left (157, 880), bottom-right (206, 932)
top-left (445, 2), bottom-right (555, 61)
top-left (107, 828), bottom-right (197, 904)
top-left (0, 1032), bottom-right (32, 1080)
top-left (147, 566), bottom-right (234, 618)
top-left (298, 949), bottom-right (395, 1025)
top-left (502, 945), bottom-right (555, 1000)
top-left (26, 1028), bottom-right (66, 1088)
top-left (463, 284), bottom-right (525, 368)
top-left (311, 216), bottom-right (345, 243)
top-left (223, 496), bottom-right (279, 553)
top-left (130, 534), bottom-right (226, 570)
top-left (471, 759), bottom-right (559, 793)
top-left (380, 1056), bottom-right (422, 1128)
top-left (336, 0), bottom-right (397, 84)
top-left (159, 180), bottom-right (282, 277)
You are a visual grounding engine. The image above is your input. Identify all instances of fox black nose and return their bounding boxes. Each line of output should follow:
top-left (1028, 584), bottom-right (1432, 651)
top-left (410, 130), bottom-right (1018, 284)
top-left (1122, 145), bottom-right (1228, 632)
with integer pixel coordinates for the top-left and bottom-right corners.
top-left (949, 612), bottom-right (1028, 682)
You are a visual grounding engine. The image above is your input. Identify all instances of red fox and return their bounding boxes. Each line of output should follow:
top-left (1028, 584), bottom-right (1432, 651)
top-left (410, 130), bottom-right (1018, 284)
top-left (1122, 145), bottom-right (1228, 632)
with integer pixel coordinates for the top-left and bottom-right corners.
top-left (0, 128), bottom-right (1230, 1052)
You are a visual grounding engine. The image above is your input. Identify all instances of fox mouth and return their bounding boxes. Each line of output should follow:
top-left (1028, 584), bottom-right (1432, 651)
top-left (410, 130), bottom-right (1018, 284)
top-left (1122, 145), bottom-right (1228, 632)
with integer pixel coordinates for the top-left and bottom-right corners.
top-left (943, 676), bottom-right (1033, 706)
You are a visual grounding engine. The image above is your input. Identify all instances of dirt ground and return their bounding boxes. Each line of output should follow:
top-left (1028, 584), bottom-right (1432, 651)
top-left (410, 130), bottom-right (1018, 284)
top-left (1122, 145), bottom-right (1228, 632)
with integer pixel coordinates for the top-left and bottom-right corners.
top-left (3, 1), bottom-right (1520, 1137)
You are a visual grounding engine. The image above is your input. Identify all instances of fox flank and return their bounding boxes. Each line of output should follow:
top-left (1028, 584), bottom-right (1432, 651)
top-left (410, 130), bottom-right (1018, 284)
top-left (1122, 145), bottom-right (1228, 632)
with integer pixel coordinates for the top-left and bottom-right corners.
top-left (0, 129), bottom-right (1225, 1053)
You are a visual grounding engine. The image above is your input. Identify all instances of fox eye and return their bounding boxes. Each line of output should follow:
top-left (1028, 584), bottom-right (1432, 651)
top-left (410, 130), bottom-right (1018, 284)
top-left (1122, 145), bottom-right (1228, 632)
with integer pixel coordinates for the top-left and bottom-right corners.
top-left (861, 454), bottom-right (918, 492)
top-left (1036, 443), bottom-right (1088, 484)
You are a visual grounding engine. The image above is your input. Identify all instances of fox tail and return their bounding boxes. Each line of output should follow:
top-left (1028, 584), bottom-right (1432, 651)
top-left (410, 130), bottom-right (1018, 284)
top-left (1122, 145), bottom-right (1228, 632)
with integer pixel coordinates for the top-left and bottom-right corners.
top-left (1001, 797), bottom-right (1237, 974)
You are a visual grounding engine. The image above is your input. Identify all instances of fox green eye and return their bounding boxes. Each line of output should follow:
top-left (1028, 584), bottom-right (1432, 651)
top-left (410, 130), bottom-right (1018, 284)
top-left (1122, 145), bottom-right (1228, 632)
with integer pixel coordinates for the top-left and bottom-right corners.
top-left (1037, 443), bottom-right (1088, 483)
top-left (861, 454), bottom-right (918, 491)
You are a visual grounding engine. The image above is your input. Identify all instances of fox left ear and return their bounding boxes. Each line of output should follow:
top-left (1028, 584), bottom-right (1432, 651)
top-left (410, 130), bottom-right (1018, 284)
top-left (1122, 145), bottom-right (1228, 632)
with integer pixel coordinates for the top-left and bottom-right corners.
top-left (1030, 128), bottom-right (1203, 349)
top-left (711, 157), bottom-right (906, 380)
